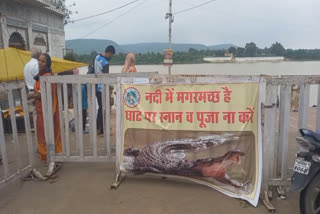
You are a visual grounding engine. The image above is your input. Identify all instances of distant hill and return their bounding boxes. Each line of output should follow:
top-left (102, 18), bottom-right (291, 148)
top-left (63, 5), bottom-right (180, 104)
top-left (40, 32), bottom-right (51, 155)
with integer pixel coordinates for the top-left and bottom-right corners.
top-left (121, 43), bottom-right (208, 53)
top-left (121, 43), bottom-right (237, 53)
top-left (208, 44), bottom-right (237, 50)
top-left (66, 39), bottom-right (237, 54)
top-left (66, 39), bottom-right (122, 55)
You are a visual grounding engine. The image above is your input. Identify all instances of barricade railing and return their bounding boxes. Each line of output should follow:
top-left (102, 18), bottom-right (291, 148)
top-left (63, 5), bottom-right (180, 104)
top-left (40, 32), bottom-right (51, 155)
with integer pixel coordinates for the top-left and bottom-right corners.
top-left (262, 75), bottom-right (320, 210)
top-left (37, 73), bottom-right (320, 211)
top-left (40, 72), bottom-right (157, 163)
top-left (0, 81), bottom-right (34, 189)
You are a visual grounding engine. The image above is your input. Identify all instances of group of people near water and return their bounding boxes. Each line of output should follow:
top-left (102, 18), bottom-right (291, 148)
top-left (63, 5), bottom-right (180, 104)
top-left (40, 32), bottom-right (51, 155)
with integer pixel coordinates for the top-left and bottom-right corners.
top-left (24, 45), bottom-right (137, 161)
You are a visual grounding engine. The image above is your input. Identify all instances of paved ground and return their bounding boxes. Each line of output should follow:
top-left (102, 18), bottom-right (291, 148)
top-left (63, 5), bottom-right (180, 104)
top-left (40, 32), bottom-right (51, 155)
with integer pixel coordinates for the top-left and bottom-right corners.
top-left (1, 108), bottom-right (318, 214)
top-left (0, 162), bottom-right (300, 214)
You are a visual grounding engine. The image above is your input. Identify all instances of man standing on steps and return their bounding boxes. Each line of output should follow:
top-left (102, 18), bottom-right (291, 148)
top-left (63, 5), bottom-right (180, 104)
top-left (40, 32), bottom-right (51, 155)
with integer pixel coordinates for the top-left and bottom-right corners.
top-left (94, 45), bottom-right (116, 136)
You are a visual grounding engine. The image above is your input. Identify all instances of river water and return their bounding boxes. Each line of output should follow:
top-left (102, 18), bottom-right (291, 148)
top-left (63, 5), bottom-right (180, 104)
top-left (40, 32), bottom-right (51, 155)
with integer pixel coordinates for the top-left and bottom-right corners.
top-left (81, 61), bottom-right (320, 106)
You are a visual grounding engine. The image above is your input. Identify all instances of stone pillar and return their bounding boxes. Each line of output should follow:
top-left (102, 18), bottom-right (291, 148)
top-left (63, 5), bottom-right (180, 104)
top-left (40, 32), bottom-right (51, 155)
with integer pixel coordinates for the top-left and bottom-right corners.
top-left (47, 29), bottom-right (53, 56)
top-left (0, 16), bottom-right (3, 49)
top-left (0, 15), bottom-right (9, 48)
top-left (47, 28), bottom-right (65, 58)
top-left (27, 23), bottom-right (33, 51)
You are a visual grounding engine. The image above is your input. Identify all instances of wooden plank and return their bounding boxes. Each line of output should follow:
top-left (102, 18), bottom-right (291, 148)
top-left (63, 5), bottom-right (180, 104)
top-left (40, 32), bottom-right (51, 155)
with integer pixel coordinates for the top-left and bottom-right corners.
top-left (57, 83), bottom-right (66, 154)
top-left (72, 84), bottom-right (79, 154)
top-left (120, 75), bottom-right (261, 85)
top-left (105, 85), bottom-right (111, 157)
top-left (269, 75), bottom-right (320, 86)
top-left (102, 84), bottom-right (111, 155)
top-left (77, 83), bottom-right (84, 158)
top-left (63, 83), bottom-right (70, 157)
top-left (262, 84), bottom-right (278, 189)
top-left (91, 84), bottom-right (97, 157)
top-left (317, 85), bottom-right (320, 132)
top-left (40, 72), bottom-right (157, 84)
top-left (0, 81), bottom-right (25, 91)
top-left (0, 101), bottom-right (9, 179)
top-left (87, 84), bottom-right (93, 150)
top-left (101, 84), bottom-right (107, 151)
top-left (116, 79), bottom-right (122, 174)
top-left (46, 82), bottom-right (55, 163)
top-left (21, 86), bottom-right (35, 167)
top-left (277, 85), bottom-right (291, 179)
top-left (32, 110), bottom-right (38, 153)
top-left (298, 84), bottom-right (310, 129)
top-left (40, 79), bottom-right (50, 161)
top-left (7, 90), bottom-right (22, 171)
top-left (54, 155), bottom-right (115, 163)
top-left (41, 73), bottom-right (263, 85)
top-left (96, 72), bottom-right (158, 78)
top-left (268, 178), bottom-right (292, 186)
top-left (44, 77), bottom-right (117, 84)
top-left (41, 73), bottom-right (260, 84)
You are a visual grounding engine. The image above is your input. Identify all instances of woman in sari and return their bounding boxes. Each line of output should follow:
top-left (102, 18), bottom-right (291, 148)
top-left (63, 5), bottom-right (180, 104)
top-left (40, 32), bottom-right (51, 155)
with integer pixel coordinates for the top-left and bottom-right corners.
top-left (29, 53), bottom-right (62, 161)
top-left (122, 53), bottom-right (137, 73)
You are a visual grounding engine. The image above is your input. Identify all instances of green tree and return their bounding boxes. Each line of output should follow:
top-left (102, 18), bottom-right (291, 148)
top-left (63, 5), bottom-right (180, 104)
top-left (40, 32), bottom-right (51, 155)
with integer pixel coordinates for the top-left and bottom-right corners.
top-left (214, 49), bottom-right (225, 57)
top-left (236, 47), bottom-right (245, 57)
top-left (55, 0), bottom-right (77, 25)
top-left (188, 48), bottom-right (198, 55)
top-left (63, 52), bottom-right (76, 61)
top-left (228, 47), bottom-right (237, 56)
top-left (269, 42), bottom-right (285, 56)
top-left (261, 47), bottom-right (270, 56)
top-left (73, 48), bottom-right (320, 64)
top-left (245, 42), bottom-right (258, 57)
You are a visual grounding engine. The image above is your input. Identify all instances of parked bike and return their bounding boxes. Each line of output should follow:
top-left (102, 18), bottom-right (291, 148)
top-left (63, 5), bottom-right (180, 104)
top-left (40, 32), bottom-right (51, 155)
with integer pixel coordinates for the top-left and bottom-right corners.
top-left (291, 129), bottom-right (320, 214)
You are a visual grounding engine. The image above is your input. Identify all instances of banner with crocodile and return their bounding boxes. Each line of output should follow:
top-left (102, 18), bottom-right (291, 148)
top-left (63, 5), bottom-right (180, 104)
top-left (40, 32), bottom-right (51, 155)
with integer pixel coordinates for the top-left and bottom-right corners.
top-left (120, 81), bottom-right (262, 206)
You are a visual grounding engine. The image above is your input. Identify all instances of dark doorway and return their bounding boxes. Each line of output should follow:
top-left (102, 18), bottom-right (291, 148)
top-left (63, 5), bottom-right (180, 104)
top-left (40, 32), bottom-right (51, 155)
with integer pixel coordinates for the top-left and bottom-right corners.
top-left (8, 32), bottom-right (26, 50)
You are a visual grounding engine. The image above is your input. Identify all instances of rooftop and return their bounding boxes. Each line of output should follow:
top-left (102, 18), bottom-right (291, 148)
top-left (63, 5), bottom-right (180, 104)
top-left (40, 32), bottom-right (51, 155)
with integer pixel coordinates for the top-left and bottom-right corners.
top-left (17, 0), bottom-right (65, 16)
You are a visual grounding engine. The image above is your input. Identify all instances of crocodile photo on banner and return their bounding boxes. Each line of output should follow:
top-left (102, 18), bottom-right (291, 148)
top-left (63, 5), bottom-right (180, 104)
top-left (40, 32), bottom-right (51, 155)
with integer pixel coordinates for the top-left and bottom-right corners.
top-left (119, 80), bottom-right (262, 206)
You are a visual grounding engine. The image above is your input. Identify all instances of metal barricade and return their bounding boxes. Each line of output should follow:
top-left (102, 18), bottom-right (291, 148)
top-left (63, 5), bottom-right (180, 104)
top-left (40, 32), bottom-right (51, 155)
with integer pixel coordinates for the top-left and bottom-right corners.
top-left (0, 81), bottom-right (34, 189)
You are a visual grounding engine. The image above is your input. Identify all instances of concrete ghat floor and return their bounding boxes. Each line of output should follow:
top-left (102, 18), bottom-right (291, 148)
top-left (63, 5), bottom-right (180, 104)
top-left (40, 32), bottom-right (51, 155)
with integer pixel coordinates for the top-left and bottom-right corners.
top-left (0, 162), bottom-right (299, 214)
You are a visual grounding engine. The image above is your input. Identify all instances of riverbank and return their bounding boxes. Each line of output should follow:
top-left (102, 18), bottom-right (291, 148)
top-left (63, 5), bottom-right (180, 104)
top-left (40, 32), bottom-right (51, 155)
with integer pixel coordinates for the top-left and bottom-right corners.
top-left (108, 58), bottom-right (320, 66)
top-left (79, 61), bottom-right (320, 107)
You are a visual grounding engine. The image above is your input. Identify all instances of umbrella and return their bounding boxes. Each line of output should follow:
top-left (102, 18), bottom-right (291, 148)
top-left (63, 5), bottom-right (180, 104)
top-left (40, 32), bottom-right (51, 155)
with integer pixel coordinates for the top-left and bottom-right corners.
top-left (0, 47), bottom-right (87, 82)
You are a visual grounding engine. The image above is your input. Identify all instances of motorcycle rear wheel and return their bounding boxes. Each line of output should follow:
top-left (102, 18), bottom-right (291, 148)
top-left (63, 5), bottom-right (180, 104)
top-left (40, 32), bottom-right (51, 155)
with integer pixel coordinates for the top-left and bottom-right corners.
top-left (300, 172), bottom-right (320, 214)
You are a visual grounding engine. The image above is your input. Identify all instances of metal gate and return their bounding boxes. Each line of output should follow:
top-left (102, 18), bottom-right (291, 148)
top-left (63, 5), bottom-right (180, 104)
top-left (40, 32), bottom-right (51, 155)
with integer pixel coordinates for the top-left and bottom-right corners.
top-left (0, 81), bottom-right (34, 189)
top-left (39, 73), bottom-right (320, 211)
top-left (40, 72), bottom-right (157, 163)
top-left (262, 75), bottom-right (320, 210)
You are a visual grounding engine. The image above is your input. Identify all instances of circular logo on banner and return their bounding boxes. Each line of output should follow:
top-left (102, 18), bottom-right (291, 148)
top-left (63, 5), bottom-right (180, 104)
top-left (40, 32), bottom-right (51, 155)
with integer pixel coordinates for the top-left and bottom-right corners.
top-left (123, 87), bottom-right (141, 108)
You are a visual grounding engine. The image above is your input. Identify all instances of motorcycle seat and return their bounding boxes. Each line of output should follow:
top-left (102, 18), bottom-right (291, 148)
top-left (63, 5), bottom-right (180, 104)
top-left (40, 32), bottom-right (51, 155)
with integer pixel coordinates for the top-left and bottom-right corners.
top-left (300, 129), bottom-right (320, 142)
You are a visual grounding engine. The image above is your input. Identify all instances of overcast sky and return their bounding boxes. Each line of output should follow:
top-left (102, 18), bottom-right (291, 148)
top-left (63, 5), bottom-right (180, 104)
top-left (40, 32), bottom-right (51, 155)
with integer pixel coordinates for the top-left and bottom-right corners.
top-left (65, 0), bottom-right (320, 49)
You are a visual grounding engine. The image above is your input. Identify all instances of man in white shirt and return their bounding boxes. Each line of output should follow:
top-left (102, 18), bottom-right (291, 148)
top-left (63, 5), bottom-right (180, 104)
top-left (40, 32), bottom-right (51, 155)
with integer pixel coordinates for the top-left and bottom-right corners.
top-left (24, 47), bottom-right (41, 140)
top-left (24, 47), bottom-right (41, 91)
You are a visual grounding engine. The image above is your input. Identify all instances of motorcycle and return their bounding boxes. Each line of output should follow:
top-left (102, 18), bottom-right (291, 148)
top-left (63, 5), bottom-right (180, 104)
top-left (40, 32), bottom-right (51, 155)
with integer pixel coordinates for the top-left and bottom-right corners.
top-left (291, 129), bottom-right (320, 214)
